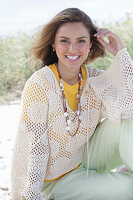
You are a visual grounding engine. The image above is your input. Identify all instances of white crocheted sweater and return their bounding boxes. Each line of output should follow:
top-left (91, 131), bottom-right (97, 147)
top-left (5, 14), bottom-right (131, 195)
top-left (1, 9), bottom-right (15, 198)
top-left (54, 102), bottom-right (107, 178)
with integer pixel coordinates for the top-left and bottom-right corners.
top-left (11, 48), bottom-right (133, 200)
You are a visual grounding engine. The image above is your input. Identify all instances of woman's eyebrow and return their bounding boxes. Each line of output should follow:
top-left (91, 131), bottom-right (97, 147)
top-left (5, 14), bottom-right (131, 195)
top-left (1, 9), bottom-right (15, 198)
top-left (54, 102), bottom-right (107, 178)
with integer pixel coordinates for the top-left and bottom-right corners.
top-left (59, 36), bottom-right (88, 39)
top-left (59, 36), bottom-right (69, 39)
top-left (77, 36), bottom-right (88, 39)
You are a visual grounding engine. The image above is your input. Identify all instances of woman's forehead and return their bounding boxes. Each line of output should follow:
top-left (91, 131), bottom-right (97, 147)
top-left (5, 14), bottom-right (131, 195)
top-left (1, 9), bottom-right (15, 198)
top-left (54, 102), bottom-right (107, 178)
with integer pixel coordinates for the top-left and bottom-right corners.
top-left (56, 22), bottom-right (90, 38)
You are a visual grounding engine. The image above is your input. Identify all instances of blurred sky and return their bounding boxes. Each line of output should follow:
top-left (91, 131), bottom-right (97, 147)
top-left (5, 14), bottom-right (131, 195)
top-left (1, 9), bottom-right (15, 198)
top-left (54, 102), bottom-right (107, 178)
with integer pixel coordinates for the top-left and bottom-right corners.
top-left (0, 0), bottom-right (133, 37)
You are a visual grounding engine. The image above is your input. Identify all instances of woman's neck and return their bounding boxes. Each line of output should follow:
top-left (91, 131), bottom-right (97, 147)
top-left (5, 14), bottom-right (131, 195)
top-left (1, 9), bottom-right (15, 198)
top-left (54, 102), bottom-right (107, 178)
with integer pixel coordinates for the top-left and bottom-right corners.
top-left (57, 63), bottom-right (81, 85)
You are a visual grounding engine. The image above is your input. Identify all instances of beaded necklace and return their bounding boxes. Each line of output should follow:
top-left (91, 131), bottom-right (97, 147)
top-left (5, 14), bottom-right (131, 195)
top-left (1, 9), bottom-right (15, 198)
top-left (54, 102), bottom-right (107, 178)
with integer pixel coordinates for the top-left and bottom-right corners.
top-left (56, 64), bottom-right (83, 136)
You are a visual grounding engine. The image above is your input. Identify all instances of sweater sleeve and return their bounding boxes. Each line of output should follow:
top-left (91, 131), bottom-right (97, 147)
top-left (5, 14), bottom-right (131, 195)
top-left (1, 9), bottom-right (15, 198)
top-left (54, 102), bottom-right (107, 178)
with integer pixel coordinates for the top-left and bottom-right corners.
top-left (116, 48), bottom-right (133, 120)
top-left (11, 78), bottom-right (49, 200)
top-left (88, 48), bottom-right (133, 121)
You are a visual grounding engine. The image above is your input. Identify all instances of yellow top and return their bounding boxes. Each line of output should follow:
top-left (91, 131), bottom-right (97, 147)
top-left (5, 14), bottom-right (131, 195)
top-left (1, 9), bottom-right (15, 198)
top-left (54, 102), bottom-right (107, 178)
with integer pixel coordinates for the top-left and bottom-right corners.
top-left (49, 64), bottom-right (87, 112)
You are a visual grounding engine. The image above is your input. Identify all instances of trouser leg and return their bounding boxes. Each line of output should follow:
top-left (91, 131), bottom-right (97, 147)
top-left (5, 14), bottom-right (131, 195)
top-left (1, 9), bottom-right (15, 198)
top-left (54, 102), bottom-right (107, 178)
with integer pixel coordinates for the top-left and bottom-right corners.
top-left (83, 119), bottom-right (123, 171)
top-left (43, 119), bottom-right (133, 200)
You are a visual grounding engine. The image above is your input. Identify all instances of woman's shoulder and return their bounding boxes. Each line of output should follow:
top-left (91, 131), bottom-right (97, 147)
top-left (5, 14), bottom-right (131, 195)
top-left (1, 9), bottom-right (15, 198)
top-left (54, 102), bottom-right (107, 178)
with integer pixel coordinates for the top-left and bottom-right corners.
top-left (29, 66), bottom-right (53, 82)
top-left (84, 65), bottom-right (104, 78)
top-left (23, 66), bottom-right (56, 95)
top-left (27, 66), bottom-right (55, 85)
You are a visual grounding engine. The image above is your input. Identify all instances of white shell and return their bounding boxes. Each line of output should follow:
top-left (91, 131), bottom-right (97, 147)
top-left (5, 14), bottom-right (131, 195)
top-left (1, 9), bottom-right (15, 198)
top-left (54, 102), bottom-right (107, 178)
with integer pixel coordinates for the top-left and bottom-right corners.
top-left (66, 126), bottom-right (70, 131)
top-left (77, 110), bottom-right (80, 115)
top-left (79, 73), bottom-right (81, 78)
top-left (64, 112), bottom-right (68, 117)
top-left (67, 119), bottom-right (71, 125)
top-left (60, 79), bottom-right (63, 87)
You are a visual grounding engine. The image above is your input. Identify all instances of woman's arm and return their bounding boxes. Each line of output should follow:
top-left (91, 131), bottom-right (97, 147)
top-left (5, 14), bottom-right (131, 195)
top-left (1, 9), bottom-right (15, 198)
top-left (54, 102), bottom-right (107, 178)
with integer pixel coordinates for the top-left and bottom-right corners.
top-left (88, 28), bottom-right (133, 121)
top-left (11, 79), bottom-right (49, 200)
top-left (101, 47), bottom-right (133, 121)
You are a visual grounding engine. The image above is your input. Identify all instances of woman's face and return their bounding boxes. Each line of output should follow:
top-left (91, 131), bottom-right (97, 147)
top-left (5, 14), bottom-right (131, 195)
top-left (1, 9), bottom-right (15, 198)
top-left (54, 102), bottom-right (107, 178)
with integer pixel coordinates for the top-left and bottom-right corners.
top-left (52, 22), bottom-right (92, 71)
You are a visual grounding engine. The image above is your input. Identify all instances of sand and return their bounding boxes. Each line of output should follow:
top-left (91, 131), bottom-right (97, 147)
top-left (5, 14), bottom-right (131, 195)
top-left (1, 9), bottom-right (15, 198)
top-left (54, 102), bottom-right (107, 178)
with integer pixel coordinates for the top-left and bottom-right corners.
top-left (0, 100), bottom-right (21, 200)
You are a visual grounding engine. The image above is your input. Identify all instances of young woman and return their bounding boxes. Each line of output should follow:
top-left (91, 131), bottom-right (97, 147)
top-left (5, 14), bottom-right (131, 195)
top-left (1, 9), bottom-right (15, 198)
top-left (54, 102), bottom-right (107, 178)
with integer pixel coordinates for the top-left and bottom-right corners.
top-left (11, 8), bottom-right (133, 200)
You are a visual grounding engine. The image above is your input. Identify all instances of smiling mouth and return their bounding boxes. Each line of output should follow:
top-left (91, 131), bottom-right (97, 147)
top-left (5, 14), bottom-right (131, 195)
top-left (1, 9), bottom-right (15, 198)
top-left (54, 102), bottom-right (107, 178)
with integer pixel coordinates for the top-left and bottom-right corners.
top-left (65, 55), bottom-right (80, 61)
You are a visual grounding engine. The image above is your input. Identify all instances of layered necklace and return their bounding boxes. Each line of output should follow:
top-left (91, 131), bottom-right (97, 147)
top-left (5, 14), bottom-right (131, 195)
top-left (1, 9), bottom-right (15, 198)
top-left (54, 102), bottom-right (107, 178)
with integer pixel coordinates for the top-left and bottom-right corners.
top-left (56, 64), bottom-right (83, 136)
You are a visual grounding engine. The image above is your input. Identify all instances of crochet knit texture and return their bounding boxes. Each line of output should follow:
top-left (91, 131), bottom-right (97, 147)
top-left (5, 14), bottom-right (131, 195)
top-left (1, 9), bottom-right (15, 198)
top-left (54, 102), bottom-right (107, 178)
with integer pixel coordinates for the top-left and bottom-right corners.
top-left (11, 48), bottom-right (133, 200)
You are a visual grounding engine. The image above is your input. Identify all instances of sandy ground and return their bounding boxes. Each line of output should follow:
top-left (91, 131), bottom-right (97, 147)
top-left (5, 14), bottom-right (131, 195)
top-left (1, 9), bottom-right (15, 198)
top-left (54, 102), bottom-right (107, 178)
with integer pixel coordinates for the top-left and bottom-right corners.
top-left (0, 100), bottom-right (21, 200)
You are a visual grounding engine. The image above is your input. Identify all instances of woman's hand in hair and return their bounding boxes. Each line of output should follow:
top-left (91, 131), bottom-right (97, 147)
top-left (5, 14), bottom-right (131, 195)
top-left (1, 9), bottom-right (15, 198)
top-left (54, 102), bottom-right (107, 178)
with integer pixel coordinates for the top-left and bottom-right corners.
top-left (94, 28), bottom-right (124, 56)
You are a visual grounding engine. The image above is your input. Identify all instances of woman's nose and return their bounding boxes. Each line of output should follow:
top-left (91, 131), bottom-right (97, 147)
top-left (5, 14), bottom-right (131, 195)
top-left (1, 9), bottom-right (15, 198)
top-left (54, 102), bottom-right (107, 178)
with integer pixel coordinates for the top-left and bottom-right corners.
top-left (69, 43), bottom-right (77, 52)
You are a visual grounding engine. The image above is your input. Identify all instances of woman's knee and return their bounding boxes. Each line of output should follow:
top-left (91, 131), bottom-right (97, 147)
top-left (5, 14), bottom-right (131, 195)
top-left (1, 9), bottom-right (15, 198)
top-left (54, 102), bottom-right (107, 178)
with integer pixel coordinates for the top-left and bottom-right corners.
top-left (105, 173), bottom-right (133, 199)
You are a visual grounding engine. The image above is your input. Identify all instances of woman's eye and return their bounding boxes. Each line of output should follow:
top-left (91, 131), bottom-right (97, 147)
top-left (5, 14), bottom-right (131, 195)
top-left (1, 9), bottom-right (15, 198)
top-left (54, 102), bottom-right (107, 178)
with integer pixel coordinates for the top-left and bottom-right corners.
top-left (79, 40), bottom-right (86, 43)
top-left (61, 40), bottom-right (68, 43)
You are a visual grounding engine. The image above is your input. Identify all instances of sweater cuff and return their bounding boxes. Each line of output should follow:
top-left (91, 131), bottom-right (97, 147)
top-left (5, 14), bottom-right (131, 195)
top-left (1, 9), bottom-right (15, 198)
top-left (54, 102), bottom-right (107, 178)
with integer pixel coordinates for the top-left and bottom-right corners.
top-left (115, 47), bottom-right (127, 57)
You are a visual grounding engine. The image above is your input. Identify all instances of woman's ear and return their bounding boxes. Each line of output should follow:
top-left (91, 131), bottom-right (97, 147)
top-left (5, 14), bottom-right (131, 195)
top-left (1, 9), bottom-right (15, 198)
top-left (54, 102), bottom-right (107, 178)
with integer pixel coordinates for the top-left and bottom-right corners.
top-left (90, 42), bottom-right (92, 49)
top-left (52, 43), bottom-right (55, 50)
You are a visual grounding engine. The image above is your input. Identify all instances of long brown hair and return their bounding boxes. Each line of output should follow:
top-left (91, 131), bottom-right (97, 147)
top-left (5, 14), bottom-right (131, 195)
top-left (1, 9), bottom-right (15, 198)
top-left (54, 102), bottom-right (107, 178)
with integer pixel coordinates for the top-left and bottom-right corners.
top-left (30, 8), bottom-right (106, 69)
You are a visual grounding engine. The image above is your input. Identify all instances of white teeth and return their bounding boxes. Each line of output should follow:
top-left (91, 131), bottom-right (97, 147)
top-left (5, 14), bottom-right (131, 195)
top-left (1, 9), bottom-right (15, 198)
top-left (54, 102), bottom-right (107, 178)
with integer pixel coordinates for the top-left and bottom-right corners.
top-left (66, 56), bottom-right (79, 60)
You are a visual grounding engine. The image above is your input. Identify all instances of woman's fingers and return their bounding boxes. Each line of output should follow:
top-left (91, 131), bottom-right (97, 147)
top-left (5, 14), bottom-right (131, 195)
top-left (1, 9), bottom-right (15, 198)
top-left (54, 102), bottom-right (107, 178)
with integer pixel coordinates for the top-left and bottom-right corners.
top-left (94, 28), bottom-right (114, 38)
top-left (96, 37), bottom-right (109, 48)
top-left (96, 28), bottom-right (110, 33)
top-left (94, 31), bottom-right (118, 44)
top-left (97, 33), bottom-right (111, 39)
top-left (94, 28), bottom-right (124, 55)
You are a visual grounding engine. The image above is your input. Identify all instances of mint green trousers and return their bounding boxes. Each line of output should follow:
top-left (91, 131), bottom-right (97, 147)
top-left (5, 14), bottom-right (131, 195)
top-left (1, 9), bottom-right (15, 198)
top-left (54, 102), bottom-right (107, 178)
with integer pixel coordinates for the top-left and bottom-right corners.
top-left (42, 119), bottom-right (133, 200)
